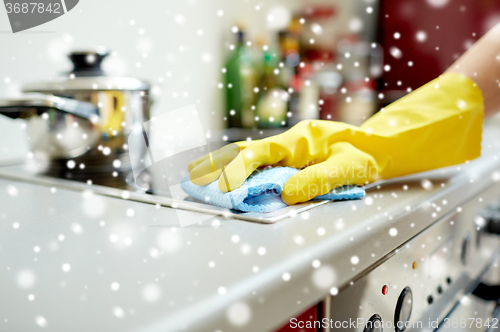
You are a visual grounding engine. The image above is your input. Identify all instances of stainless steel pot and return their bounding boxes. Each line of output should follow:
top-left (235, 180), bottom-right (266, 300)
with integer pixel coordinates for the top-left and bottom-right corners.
top-left (0, 48), bottom-right (151, 174)
top-left (0, 94), bottom-right (100, 159)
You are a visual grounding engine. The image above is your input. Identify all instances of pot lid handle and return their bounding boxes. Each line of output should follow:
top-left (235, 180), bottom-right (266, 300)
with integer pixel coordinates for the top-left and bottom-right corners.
top-left (68, 47), bottom-right (109, 77)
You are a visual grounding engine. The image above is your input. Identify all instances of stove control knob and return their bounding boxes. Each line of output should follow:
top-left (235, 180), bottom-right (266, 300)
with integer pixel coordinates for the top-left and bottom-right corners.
top-left (479, 209), bottom-right (500, 235)
top-left (364, 314), bottom-right (383, 332)
top-left (475, 215), bottom-right (486, 248)
top-left (394, 287), bottom-right (413, 332)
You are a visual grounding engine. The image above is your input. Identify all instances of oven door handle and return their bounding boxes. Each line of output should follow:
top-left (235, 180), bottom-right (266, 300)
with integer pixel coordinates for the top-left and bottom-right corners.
top-left (472, 282), bottom-right (500, 301)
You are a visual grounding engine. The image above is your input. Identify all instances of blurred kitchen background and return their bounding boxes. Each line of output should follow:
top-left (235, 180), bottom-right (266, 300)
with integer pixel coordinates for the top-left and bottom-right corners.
top-left (2, 0), bottom-right (500, 159)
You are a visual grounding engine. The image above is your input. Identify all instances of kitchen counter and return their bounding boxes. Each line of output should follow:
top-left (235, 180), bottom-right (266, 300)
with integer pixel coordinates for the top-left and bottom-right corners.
top-left (2, 123), bottom-right (500, 332)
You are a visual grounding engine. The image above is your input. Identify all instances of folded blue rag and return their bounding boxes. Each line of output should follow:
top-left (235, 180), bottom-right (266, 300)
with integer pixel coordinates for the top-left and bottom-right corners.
top-left (180, 167), bottom-right (365, 213)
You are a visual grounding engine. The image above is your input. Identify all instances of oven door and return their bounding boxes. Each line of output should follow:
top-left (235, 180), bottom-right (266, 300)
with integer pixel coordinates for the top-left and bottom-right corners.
top-left (435, 294), bottom-right (498, 332)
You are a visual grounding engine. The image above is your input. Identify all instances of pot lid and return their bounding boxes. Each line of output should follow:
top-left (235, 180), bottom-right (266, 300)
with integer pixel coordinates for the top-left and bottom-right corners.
top-left (23, 48), bottom-right (150, 92)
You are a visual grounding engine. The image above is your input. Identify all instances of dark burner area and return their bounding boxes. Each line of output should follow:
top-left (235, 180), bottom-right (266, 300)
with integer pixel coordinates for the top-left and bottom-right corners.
top-left (48, 167), bottom-right (131, 189)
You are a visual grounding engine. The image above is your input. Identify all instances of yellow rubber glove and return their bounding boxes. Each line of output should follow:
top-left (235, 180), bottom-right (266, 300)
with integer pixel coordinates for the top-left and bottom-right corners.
top-left (189, 72), bottom-right (483, 205)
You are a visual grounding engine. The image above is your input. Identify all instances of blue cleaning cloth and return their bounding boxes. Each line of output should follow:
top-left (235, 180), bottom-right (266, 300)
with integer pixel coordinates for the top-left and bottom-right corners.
top-left (180, 167), bottom-right (365, 213)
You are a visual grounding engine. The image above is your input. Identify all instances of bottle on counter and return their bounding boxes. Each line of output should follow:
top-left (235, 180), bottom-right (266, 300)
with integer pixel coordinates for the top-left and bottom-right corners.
top-left (277, 18), bottom-right (302, 90)
top-left (316, 66), bottom-right (343, 121)
top-left (297, 62), bottom-right (320, 121)
top-left (337, 79), bottom-right (376, 126)
top-left (301, 5), bottom-right (337, 62)
top-left (224, 28), bottom-right (257, 128)
top-left (287, 67), bottom-right (302, 126)
top-left (255, 45), bottom-right (288, 128)
top-left (335, 35), bottom-right (379, 126)
top-left (277, 31), bottom-right (295, 88)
